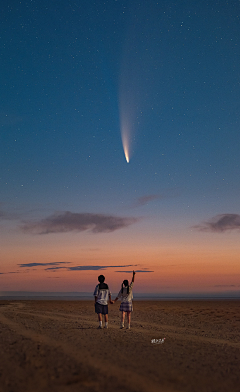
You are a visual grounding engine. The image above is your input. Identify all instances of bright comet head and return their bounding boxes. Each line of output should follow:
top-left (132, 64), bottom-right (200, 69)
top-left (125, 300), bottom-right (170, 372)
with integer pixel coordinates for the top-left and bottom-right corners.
top-left (122, 132), bottom-right (130, 163)
top-left (124, 146), bottom-right (130, 163)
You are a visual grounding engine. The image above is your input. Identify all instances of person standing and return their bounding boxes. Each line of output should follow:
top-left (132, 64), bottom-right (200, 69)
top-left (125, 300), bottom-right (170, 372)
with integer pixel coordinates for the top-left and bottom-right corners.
top-left (94, 274), bottom-right (112, 329)
top-left (113, 270), bottom-right (136, 329)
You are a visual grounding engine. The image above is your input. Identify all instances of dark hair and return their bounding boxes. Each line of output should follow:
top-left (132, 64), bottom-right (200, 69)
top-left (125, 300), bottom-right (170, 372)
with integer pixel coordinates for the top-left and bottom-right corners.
top-left (121, 279), bottom-right (129, 294)
top-left (98, 275), bottom-right (105, 283)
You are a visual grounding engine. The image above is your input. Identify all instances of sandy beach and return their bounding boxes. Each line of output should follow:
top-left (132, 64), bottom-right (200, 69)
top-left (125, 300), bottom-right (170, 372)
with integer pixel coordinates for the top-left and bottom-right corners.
top-left (0, 300), bottom-right (239, 392)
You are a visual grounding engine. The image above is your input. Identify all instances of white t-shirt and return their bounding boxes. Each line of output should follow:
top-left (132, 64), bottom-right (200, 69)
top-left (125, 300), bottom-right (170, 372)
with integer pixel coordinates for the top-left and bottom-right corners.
top-left (94, 284), bottom-right (111, 305)
top-left (117, 282), bottom-right (134, 303)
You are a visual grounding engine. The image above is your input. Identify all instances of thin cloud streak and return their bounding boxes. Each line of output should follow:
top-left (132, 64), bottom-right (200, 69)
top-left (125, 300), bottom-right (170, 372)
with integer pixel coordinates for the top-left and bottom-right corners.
top-left (115, 270), bottom-right (154, 273)
top-left (45, 267), bottom-right (68, 271)
top-left (193, 214), bottom-right (240, 233)
top-left (131, 189), bottom-right (180, 208)
top-left (18, 262), bottom-right (71, 268)
top-left (214, 284), bottom-right (238, 287)
top-left (134, 194), bottom-right (165, 207)
top-left (21, 211), bottom-right (138, 234)
top-left (15, 263), bottom-right (138, 272)
top-left (68, 265), bottom-right (137, 271)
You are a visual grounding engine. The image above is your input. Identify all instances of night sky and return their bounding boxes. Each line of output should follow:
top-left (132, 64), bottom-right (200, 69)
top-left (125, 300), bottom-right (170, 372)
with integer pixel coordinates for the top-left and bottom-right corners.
top-left (1, 0), bottom-right (240, 295)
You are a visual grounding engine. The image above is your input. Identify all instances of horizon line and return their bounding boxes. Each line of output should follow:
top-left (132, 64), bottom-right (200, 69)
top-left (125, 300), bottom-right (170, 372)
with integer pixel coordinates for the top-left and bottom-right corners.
top-left (0, 290), bottom-right (240, 300)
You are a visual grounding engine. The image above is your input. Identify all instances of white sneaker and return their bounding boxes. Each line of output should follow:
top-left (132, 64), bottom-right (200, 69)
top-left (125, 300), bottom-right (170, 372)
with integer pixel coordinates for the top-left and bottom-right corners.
top-left (104, 325), bottom-right (108, 329)
top-left (120, 324), bottom-right (124, 329)
top-left (127, 325), bottom-right (130, 329)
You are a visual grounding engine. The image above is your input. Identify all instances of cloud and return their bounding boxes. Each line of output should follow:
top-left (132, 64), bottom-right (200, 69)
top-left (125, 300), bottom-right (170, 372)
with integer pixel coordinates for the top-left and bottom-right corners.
top-left (131, 189), bottom-right (180, 208)
top-left (18, 262), bottom-right (71, 268)
top-left (21, 211), bottom-right (138, 234)
top-left (214, 284), bottom-right (237, 288)
top-left (115, 269), bottom-right (154, 273)
top-left (0, 272), bottom-right (20, 275)
top-left (16, 263), bottom-right (138, 272)
top-left (45, 267), bottom-right (68, 271)
top-left (193, 214), bottom-right (240, 233)
top-left (68, 264), bottom-right (137, 271)
top-left (135, 194), bottom-right (164, 207)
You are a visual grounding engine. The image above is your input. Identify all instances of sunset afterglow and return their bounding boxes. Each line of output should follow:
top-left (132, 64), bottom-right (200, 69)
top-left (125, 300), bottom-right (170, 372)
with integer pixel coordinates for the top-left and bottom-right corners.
top-left (1, 1), bottom-right (240, 298)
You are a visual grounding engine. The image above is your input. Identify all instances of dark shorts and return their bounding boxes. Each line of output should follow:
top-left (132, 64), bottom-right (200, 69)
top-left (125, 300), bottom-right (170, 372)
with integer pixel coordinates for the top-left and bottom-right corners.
top-left (95, 302), bottom-right (108, 315)
top-left (119, 302), bottom-right (133, 312)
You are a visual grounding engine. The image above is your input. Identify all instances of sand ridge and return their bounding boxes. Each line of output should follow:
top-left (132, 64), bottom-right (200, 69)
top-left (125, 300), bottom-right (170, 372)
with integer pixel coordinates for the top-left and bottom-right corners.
top-left (0, 300), bottom-right (239, 392)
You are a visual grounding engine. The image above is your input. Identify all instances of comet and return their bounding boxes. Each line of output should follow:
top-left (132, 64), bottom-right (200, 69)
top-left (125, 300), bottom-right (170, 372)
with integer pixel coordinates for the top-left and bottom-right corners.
top-left (121, 127), bottom-right (130, 163)
top-left (118, 8), bottom-right (144, 164)
top-left (119, 43), bottom-right (138, 163)
top-left (119, 99), bottom-right (133, 163)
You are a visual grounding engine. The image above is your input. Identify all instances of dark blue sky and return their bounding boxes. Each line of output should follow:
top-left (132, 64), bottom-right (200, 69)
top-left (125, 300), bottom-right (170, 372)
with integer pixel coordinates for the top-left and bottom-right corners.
top-left (1, 0), bottom-right (240, 293)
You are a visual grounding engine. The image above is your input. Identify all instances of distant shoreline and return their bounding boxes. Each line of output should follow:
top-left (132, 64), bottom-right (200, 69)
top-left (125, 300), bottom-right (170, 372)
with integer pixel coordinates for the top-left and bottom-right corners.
top-left (0, 293), bottom-right (239, 301)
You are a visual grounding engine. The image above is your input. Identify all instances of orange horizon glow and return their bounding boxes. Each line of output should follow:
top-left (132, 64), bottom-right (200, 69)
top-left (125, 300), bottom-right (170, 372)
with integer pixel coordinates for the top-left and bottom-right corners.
top-left (1, 220), bottom-right (240, 293)
top-left (1, 237), bottom-right (240, 293)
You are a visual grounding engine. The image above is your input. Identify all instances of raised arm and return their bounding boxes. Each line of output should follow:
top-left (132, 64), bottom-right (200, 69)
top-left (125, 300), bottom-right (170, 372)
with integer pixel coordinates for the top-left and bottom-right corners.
top-left (131, 270), bottom-right (136, 283)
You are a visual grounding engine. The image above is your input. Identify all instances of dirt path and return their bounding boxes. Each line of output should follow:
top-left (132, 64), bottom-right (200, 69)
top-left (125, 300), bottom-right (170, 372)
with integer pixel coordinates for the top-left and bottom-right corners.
top-left (0, 300), bottom-right (239, 392)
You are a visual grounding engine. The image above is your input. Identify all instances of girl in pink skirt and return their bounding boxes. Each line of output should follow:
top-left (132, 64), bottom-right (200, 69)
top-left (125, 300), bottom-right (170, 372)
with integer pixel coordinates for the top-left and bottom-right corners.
top-left (113, 270), bottom-right (136, 329)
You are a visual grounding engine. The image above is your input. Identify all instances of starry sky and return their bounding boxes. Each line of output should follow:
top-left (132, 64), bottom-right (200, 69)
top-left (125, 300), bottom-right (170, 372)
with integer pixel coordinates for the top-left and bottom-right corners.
top-left (1, 0), bottom-right (240, 296)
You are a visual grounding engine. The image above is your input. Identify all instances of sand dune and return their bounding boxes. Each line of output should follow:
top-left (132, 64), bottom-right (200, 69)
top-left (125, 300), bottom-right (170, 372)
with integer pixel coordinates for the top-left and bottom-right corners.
top-left (0, 300), bottom-right (239, 392)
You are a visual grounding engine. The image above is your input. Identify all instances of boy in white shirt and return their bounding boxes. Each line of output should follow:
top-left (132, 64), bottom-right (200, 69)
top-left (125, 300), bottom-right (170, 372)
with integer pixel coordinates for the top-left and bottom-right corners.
top-left (93, 275), bottom-right (112, 329)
